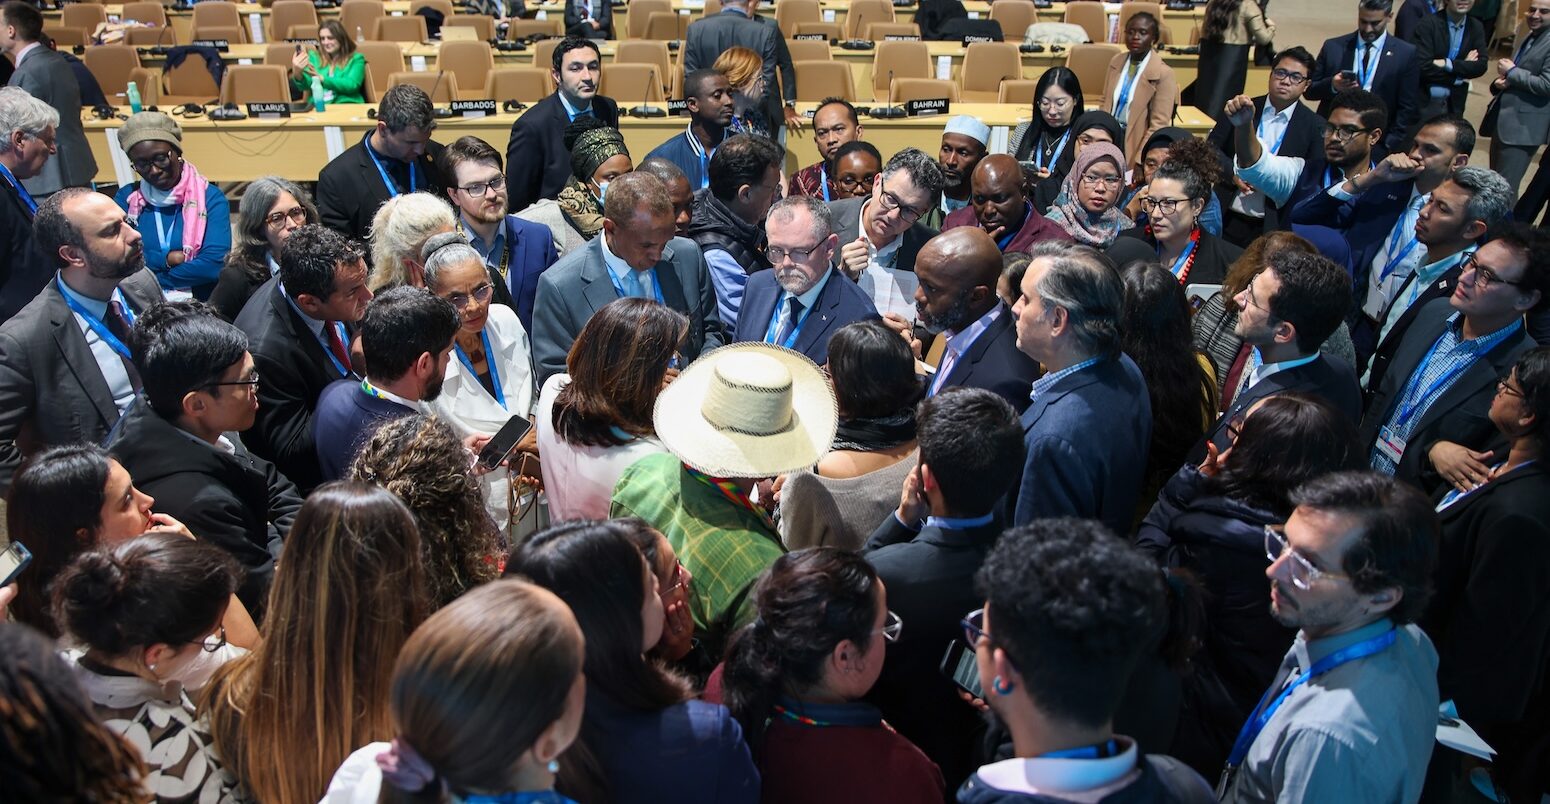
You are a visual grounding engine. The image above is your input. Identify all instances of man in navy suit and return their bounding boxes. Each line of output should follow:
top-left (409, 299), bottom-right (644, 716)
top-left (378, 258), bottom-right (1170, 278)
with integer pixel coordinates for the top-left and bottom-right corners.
top-left (312, 286), bottom-right (460, 482)
top-left (503, 38), bottom-right (620, 214)
top-left (439, 135), bottom-right (558, 332)
top-left (913, 227), bottom-right (1041, 413)
top-left (731, 195), bottom-right (876, 364)
top-left (1395, 0), bottom-right (1441, 41)
top-left (1307, 0), bottom-right (1422, 153)
top-left (1197, 250), bottom-right (1360, 460)
top-left (1009, 242), bottom-right (1150, 534)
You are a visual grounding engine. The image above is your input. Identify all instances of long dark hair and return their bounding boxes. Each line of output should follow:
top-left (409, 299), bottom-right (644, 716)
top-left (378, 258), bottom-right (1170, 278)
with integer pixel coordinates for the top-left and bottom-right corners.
top-left (4, 443), bottom-right (113, 638)
top-left (1016, 67), bottom-right (1085, 161)
top-left (1120, 262), bottom-right (1217, 494)
top-left (828, 319), bottom-right (922, 420)
top-left (721, 549), bottom-right (880, 758)
top-left (553, 298), bottom-right (688, 448)
top-left (1202, 0), bottom-right (1246, 42)
top-left (1209, 393), bottom-right (1360, 516)
top-left (1512, 347), bottom-right (1550, 446)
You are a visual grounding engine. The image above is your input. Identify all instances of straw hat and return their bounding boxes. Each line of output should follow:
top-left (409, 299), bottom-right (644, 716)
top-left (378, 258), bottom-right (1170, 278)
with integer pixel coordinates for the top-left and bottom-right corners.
top-left (653, 343), bottom-right (838, 479)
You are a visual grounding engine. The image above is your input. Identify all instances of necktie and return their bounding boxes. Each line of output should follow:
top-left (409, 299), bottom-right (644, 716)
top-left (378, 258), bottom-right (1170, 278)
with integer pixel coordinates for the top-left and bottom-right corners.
top-left (1361, 43), bottom-right (1374, 84)
top-left (106, 300), bottom-right (143, 390)
top-left (621, 269), bottom-right (645, 298)
top-left (773, 297), bottom-right (804, 345)
top-left (324, 321), bottom-right (352, 375)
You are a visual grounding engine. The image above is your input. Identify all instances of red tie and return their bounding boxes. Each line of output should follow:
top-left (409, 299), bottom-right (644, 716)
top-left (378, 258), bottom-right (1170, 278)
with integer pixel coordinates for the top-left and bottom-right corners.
top-left (324, 321), bottom-right (351, 374)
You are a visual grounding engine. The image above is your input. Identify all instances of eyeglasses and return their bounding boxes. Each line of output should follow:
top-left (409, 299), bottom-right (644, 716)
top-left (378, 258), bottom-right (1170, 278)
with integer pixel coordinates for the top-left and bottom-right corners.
top-left (189, 626), bottom-right (228, 654)
top-left (961, 607), bottom-right (990, 647)
top-left (265, 206), bottom-right (309, 228)
top-left (1079, 171), bottom-right (1123, 189)
top-left (1271, 68), bottom-right (1310, 84)
top-left (1460, 251), bottom-right (1524, 290)
top-left (1238, 273), bottom-right (1273, 313)
top-left (1137, 196), bottom-right (1191, 215)
top-left (836, 172), bottom-right (877, 190)
top-left (1037, 96), bottom-right (1073, 111)
top-left (767, 243), bottom-right (823, 263)
top-left (662, 560), bottom-right (689, 596)
top-left (1225, 414), bottom-right (1246, 442)
top-left (130, 151), bottom-right (177, 173)
top-left (442, 282), bottom-right (494, 310)
top-left (1497, 377), bottom-right (1527, 399)
top-left (1265, 524), bottom-right (1350, 590)
top-left (205, 370), bottom-right (260, 392)
top-left (879, 610), bottom-right (903, 643)
top-left (458, 175), bottom-right (506, 198)
top-left (1323, 124), bottom-right (1375, 143)
top-left (877, 175), bottom-right (925, 222)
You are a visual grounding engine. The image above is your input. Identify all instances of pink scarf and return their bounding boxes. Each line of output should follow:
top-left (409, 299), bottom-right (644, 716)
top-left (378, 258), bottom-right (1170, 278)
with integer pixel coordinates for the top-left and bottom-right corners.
top-left (125, 159), bottom-right (210, 260)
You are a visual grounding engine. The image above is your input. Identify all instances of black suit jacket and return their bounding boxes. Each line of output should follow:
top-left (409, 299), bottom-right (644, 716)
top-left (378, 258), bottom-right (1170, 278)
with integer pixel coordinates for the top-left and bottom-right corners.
top-left (0, 269), bottom-right (163, 493)
top-left (1207, 97), bottom-right (1326, 233)
top-left (316, 135), bottom-right (445, 242)
top-left (1308, 32), bottom-right (1422, 151)
top-left (1395, 0), bottom-right (1438, 42)
top-left (503, 92), bottom-right (621, 214)
top-left (1193, 353), bottom-right (1361, 461)
top-left (1360, 262), bottom-right (1463, 389)
top-left (684, 9), bottom-right (781, 111)
top-left (563, 0), bottom-right (613, 38)
top-left (863, 514), bottom-right (1001, 789)
top-left (934, 304), bottom-right (1041, 414)
top-left (731, 267), bottom-right (878, 364)
top-left (1288, 176), bottom-right (1416, 316)
top-left (1359, 298), bottom-right (1532, 492)
top-left (1413, 12), bottom-right (1488, 110)
top-left (1115, 228), bottom-right (1243, 286)
top-left (0, 178), bottom-right (46, 323)
top-left (233, 278), bottom-right (356, 493)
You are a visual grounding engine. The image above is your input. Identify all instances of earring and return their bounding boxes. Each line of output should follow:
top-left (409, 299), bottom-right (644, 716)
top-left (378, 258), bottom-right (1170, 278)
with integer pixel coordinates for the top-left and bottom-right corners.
top-left (992, 675), bottom-right (1015, 695)
top-left (546, 759), bottom-right (560, 774)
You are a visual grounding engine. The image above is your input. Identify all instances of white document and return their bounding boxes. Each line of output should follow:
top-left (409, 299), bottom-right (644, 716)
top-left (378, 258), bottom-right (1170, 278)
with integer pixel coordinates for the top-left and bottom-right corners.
top-left (858, 262), bottom-right (919, 321)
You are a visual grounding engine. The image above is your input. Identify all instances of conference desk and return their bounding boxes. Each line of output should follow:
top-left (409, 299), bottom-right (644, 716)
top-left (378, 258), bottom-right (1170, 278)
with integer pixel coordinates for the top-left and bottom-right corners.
top-left (79, 100), bottom-right (1214, 186)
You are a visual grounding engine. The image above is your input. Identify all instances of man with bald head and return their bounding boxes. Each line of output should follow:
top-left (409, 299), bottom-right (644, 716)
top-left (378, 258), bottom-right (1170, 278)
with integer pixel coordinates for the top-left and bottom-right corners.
top-left (942, 154), bottom-right (1071, 253)
top-left (915, 226), bottom-right (1042, 412)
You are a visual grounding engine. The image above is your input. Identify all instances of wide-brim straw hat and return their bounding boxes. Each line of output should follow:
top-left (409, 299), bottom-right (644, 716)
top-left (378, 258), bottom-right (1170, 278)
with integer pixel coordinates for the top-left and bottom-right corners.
top-left (653, 343), bottom-right (838, 479)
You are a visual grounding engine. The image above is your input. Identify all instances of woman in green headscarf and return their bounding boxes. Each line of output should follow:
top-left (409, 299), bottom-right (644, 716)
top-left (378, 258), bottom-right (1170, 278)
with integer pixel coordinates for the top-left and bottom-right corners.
top-left (557, 116), bottom-right (633, 241)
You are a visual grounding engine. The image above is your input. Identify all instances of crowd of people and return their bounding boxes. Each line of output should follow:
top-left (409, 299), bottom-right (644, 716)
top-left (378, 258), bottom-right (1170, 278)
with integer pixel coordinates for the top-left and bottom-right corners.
top-left (2, 0), bottom-right (1550, 801)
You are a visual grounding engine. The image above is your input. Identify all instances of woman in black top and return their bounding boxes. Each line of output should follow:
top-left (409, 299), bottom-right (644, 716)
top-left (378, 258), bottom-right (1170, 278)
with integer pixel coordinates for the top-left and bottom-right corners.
top-left (1119, 158), bottom-right (1242, 286)
top-left (1010, 67), bottom-right (1084, 179)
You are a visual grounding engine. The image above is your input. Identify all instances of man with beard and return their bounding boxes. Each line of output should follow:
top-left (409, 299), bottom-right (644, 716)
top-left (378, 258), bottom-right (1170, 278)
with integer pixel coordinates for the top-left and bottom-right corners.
top-left (311, 286), bottom-right (461, 482)
top-left (925, 116), bottom-right (990, 230)
top-left (731, 195), bottom-right (877, 364)
top-left (941, 155), bottom-right (1071, 254)
top-left (1307, 0), bottom-right (1421, 154)
top-left (913, 227), bottom-right (1041, 412)
top-left (0, 187), bottom-right (164, 492)
top-left (1219, 471), bottom-right (1438, 803)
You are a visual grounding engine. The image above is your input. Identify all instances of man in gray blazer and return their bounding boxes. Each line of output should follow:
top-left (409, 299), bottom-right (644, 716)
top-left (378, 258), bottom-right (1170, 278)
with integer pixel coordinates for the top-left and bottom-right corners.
top-left (0, 188), bottom-right (163, 493)
top-left (0, 2), bottom-right (96, 196)
top-left (531, 172), bottom-right (725, 385)
top-left (1490, 0), bottom-right (1550, 191)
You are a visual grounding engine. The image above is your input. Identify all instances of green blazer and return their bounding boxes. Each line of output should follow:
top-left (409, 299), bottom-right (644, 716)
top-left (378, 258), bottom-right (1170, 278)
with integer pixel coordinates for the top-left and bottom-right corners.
top-left (290, 50), bottom-right (367, 104)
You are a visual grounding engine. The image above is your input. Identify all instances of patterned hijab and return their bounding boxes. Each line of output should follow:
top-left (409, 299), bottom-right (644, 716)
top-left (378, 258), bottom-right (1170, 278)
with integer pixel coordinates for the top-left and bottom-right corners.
top-left (1043, 142), bottom-right (1134, 249)
top-left (566, 117), bottom-right (629, 183)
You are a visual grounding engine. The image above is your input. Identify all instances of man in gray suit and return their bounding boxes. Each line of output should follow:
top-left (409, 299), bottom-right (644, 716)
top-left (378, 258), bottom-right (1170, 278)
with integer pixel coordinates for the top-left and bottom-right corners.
top-left (1489, 0), bottom-right (1550, 190)
top-left (684, 0), bottom-right (796, 136)
top-left (531, 171), bottom-right (725, 385)
top-left (0, 188), bottom-right (163, 492)
top-left (828, 147), bottom-right (944, 318)
top-left (0, 2), bottom-right (96, 197)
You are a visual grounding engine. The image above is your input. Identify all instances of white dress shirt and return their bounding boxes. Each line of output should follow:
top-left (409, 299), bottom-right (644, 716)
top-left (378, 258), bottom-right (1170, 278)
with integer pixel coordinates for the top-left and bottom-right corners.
top-left (855, 201), bottom-right (919, 319)
top-left (1231, 101), bottom-right (1297, 217)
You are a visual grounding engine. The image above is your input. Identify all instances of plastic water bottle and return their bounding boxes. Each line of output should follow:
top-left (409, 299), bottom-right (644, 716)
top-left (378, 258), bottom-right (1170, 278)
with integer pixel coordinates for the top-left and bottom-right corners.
top-left (310, 74), bottom-right (326, 112)
top-left (125, 81), bottom-right (142, 114)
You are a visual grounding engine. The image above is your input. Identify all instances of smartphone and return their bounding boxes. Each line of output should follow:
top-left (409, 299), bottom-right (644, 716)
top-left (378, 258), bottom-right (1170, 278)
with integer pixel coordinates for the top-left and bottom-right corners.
top-left (1338, 69), bottom-right (1357, 83)
top-left (940, 640), bottom-right (984, 699)
top-left (476, 415), bottom-right (534, 471)
top-left (295, 44), bottom-right (303, 54)
top-left (1, 541), bottom-right (32, 588)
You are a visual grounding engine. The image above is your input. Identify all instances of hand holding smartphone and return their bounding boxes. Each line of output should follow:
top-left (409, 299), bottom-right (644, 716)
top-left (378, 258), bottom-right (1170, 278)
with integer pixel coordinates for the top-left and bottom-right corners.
top-left (940, 640), bottom-right (984, 699)
top-left (1, 541), bottom-right (33, 588)
top-left (476, 415), bottom-right (535, 471)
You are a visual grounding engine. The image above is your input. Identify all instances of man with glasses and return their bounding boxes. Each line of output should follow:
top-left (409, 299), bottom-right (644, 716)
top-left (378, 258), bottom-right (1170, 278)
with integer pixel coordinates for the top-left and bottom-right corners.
top-left (1207, 46), bottom-right (1327, 243)
top-left (1413, 0), bottom-right (1486, 119)
top-left (1360, 223), bottom-right (1546, 492)
top-left (731, 195), bottom-right (875, 364)
top-left (830, 147), bottom-right (947, 319)
top-left (317, 84), bottom-right (443, 242)
top-left (788, 98), bottom-right (864, 201)
top-left (108, 302), bottom-right (302, 621)
top-left (943, 155), bottom-right (1070, 255)
top-left (0, 86), bottom-right (57, 321)
top-left (312, 286), bottom-right (460, 482)
top-left (686, 134), bottom-right (784, 330)
top-left (438, 135), bottom-right (558, 332)
top-left (1307, 0), bottom-right (1420, 154)
top-left (1219, 470), bottom-right (1438, 803)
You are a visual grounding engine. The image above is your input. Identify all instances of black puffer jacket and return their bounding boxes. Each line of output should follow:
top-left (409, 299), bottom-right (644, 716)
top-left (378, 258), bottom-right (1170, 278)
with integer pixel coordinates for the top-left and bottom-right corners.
top-left (686, 189), bottom-right (770, 276)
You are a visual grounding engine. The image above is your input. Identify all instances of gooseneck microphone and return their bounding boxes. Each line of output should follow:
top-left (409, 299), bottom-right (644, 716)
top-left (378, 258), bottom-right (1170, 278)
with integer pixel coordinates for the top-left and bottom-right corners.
top-left (872, 68), bottom-right (907, 119)
top-left (631, 66), bottom-right (667, 118)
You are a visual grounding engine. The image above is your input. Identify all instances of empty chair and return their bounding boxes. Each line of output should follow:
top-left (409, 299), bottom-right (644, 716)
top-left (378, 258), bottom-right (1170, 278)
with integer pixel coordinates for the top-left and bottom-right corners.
top-left (489, 67), bottom-right (553, 102)
top-left (989, 0), bottom-right (1039, 42)
top-left (1063, 2), bottom-right (1106, 43)
top-left (776, 0), bottom-right (820, 37)
top-left (83, 44), bottom-right (155, 100)
top-left (891, 77), bottom-right (959, 103)
top-left (793, 21), bottom-right (842, 39)
top-left (865, 22), bottom-right (920, 39)
top-left (439, 40), bottom-right (495, 97)
top-left (389, 69), bottom-right (460, 102)
top-left (269, 0), bottom-right (320, 41)
top-left (870, 39), bottom-right (929, 100)
top-left (161, 58), bottom-right (221, 105)
top-left (410, 0), bottom-right (454, 18)
top-left (626, 0), bottom-right (671, 39)
top-left (191, 26), bottom-right (246, 44)
top-left (997, 78), bottom-right (1038, 105)
top-left (264, 42), bottom-right (296, 66)
top-left (599, 62), bottom-right (665, 103)
top-left (374, 15), bottom-right (427, 42)
top-left (786, 37), bottom-right (831, 62)
top-left (530, 38), bottom-right (562, 71)
top-left (124, 25), bottom-right (178, 45)
top-left (844, 0), bottom-right (894, 39)
top-left (220, 64), bottom-right (291, 103)
top-left (190, 1), bottom-right (246, 42)
top-left (44, 27), bottom-right (90, 47)
top-left (61, 4), bottom-right (107, 32)
top-left (793, 59), bottom-right (854, 102)
top-left (121, 2), bottom-right (168, 26)
top-left (444, 13), bottom-right (495, 40)
top-left (1117, 2), bottom-right (1164, 40)
top-left (1064, 43), bottom-right (1123, 97)
top-left (642, 11), bottom-right (688, 41)
top-left (615, 40), bottom-right (671, 96)
top-left (702, 0), bottom-right (722, 18)
top-left (355, 40), bottom-right (407, 100)
top-left (338, 0), bottom-right (386, 41)
top-left (506, 18), bottom-right (562, 41)
top-left (958, 41), bottom-right (1023, 102)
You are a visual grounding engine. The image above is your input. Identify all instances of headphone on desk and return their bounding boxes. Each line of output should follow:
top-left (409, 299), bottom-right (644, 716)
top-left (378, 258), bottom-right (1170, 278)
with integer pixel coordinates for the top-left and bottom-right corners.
top-left (174, 103), bottom-right (207, 119)
top-left (502, 100), bottom-right (527, 113)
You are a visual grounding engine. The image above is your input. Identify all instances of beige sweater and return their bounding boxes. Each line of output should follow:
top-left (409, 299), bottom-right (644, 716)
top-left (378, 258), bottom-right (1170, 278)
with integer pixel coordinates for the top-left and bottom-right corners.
top-left (777, 449), bottom-right (919, 552)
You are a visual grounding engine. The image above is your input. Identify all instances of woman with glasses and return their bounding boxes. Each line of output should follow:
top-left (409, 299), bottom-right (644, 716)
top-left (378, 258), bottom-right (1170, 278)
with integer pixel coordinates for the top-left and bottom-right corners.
top-left (1030, 110), bottom-right (1121, 212)
top-left (1043, 141), bottom-right (1135, 251)
top-left (209, 177), bottom-right (319, 321)
top-left (112, 112), bottom-right (231, 301)
top-left (622, 522), bottom-right (699, 666)
top-left (1010, 67), bottom-right (1084, 180)
top-left (505, 520), bottom-right (760, 804)
top-left (1195, 0), bottom-right (1276, 122)
top-left (711, 548), bottom-right (942, 804)
top-left (418, 232), bottom-right (540, 533)
top-left (1118, 157), bottom-right (1243, 285)
top-left (51, 533), bottom-right (246, 801)
top-left (1124, 131), bottom-right (1224, 238)
top-left (537, 298), bottom-right (684, 519)
top-left (1422, 346), bottom-right (1550, 804)
top-left (1135, 392), bottom-right (1358, 772)
top-left (830, 140), bottom-right (882, 200)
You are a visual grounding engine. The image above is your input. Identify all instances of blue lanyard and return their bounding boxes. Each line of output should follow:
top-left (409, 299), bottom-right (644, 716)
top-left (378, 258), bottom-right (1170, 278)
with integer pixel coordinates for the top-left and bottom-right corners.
top-left (1034, 129), bottom-right (1070, 172)
top-left (819, 164), bottom-right (831, 203)
top-left (55, 277), bottom-right (135, 360)
top-left (1393, 332), bottom-right (1488, 428)
top-left (763, 294), bottom-right (816, 348)
top-left (1040, 739), bottom-right (1120, 760)
top-left (1357, 42), bottom-right (1379, 89)
top-left (0, 161), bottom-right (36, 214)
top-left (1256, 108), bottom-right (1288, 155)
top-left (608, 268), bottom-right (665, 303)
top-left (281, 288), bottom-right (353, 377)
top-left (1162, 236), bottom-right (1198, 278)
top-left (1377, 202), bottom-right (1423, 282)
top-left (454, 328), bottom-right (506, 409)
top-left (1226, 628), bottom-right (1397, 768)
top-left (363, 132), bottom-right (415, 198)
top-left (1114, 54), bottom-right (1147, 119)
top-left (688, 128), bottom-right (714, 191)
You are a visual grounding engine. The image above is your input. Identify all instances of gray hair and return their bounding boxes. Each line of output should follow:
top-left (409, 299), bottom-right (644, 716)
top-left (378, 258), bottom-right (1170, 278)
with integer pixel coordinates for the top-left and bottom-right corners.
top-left (368, 191), bottom-right (457, 291)
top-left (1358, 0), bottom-right (1394, 13)
top-left (0, 86), bottom-right (58, 154)
top-left (420, 230), bottom-right (485, 290)
top-left (231, 176), bottom-right (318, 278)
top-left (1027, 241), bottom-right (1123, 357)
top-left (1451, 166), bottom-right (1515, 227)
top-left (880, 147), bottom-right (948, 209)
top-left (767, 194), bottom-right (834, 242)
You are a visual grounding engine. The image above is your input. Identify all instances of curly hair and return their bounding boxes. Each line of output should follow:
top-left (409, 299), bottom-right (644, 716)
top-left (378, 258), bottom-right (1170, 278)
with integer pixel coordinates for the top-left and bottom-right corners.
top-left (1160, 137), bottom-right (1225, 190)
top-left (349, 414), bottom-right (501, 609)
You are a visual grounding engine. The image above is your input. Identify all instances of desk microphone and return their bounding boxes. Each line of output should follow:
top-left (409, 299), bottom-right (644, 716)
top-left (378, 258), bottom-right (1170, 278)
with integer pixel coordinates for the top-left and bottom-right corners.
top-left (429, 70), bottom-right (454, 118)
top-left (871, 69), bottom-right (906, 119)
top-left (630, 67), bottom-right (666, 118)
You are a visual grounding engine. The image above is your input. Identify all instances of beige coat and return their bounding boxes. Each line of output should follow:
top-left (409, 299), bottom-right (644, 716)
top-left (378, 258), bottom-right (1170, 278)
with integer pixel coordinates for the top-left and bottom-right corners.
top-left (1100, 50), bottom-right (1181, 170)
